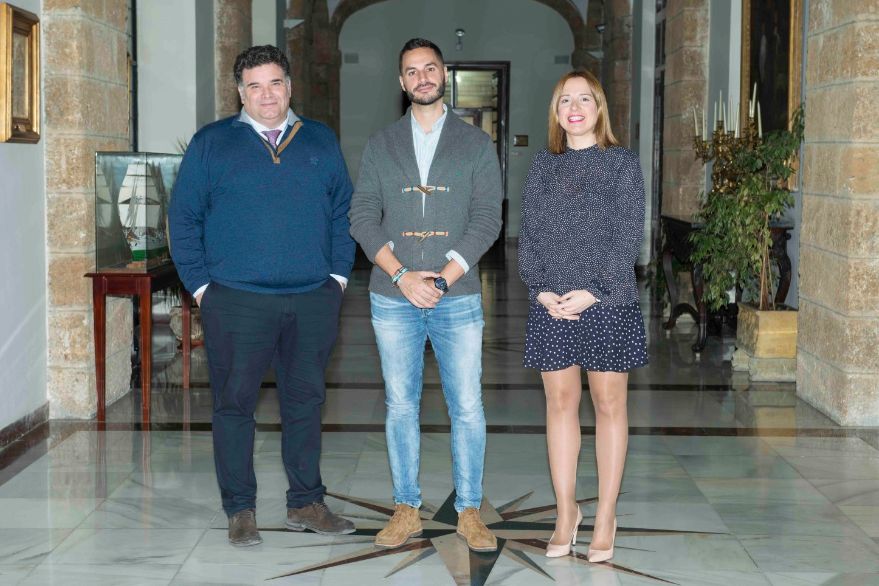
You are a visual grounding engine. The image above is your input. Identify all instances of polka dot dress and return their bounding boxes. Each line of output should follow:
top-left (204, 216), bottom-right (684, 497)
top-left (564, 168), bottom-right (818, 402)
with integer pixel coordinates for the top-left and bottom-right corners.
top-left (518, 145), bottom-right (648, 373)
top-left (524, 302), bottom-right (647, 372)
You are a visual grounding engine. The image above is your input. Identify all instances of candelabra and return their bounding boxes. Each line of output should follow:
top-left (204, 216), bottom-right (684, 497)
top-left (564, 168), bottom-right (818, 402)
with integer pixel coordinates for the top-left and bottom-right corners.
top-left (693, 119), bottom-right (760, 199)
top-left (692, 85), bottom-right (764, 200)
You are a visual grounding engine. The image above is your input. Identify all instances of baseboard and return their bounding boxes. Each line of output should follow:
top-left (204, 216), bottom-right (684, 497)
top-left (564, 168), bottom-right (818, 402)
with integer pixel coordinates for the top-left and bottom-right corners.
top-left (0, 403), bottom-right (49, 451)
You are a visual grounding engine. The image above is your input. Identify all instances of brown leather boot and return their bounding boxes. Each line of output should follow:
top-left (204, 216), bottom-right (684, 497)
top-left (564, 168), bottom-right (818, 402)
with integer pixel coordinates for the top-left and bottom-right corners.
top-left (456, 508), bottom-right (497, 552)
top-left (228, 509), bottom-right (262, 547)
top-left (286, 502), bottom-right (355, 536)
top-left (375, 504), bottom-right (423, 549)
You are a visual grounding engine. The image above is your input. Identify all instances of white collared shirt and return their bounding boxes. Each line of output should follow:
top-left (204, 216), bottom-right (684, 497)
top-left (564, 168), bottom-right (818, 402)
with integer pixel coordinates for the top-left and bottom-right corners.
top-left (239, 108), bottom-right (299, 145)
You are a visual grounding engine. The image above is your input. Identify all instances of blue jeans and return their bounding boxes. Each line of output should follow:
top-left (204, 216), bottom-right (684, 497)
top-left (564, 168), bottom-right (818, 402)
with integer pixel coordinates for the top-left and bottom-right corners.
top-left (370, 292), bottom-right (486, 512)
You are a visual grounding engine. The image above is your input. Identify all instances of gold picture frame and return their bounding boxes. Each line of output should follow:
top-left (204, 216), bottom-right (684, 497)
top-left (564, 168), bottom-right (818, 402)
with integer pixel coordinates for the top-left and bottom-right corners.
top-left (740, 0), bottom-right (803, 133)
top-left (0, 3), bottom-right (40, 143)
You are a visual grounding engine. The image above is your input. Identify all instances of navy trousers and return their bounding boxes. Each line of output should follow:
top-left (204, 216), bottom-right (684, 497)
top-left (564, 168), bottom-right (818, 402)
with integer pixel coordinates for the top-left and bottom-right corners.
top-left (199, 279), bottom-right (343, 516)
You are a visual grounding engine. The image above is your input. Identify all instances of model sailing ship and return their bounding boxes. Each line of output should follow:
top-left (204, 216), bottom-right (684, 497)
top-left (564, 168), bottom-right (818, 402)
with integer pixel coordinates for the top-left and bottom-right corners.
top-left (117, 162), bottom-right (170, 268)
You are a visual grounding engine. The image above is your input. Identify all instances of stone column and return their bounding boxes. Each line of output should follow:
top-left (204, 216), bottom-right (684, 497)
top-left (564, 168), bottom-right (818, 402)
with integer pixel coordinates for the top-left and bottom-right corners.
top-left (214, 0), bottom-right (253, 120)
top-left (570, 0), bottom-right (603, 76)
top-left (661, 0), bottom-right (709, 217)
top-left (43, 0), bottom-right (132, 417)
top-left (797, 0), bottom-right (879, 426)
top-left (603, 0), bottom-right (633, 147)
top-left (286, 0), bottom-right (311, 120)
top-left (288, 0), bottom-right (338, 132)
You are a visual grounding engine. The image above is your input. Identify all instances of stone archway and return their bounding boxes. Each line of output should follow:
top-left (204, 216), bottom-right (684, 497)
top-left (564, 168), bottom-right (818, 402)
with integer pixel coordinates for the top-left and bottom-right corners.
top-left (285, 0), bottom-right (604, 133)
top-left (330, 0), bottom-right (600, 69)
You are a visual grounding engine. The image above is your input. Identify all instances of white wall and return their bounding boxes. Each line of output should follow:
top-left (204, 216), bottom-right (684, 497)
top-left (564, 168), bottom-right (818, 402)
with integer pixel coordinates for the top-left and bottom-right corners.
top-left (0, 0), bottom-right (47, 430)
top-left (252, 0), bottom-right (278, 46)
top-left (339, 0), bottom-right (574, 237)
top-left (138, 0), bottom-right (215, 152)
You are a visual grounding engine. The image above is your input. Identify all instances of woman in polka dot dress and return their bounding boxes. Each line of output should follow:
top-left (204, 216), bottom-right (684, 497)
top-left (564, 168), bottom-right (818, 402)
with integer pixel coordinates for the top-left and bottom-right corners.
top-left (518, 70), bottom-right (647, 562)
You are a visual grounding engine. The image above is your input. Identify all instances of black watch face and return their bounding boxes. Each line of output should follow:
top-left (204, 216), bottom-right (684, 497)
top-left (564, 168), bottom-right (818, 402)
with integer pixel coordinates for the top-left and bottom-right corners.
top-left (434, 277), bottom-right (448, 292)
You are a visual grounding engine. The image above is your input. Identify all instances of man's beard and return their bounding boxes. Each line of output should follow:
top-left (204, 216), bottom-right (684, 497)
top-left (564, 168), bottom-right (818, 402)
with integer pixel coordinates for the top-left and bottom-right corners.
top-left (406, 80), bottom-right (446, 106)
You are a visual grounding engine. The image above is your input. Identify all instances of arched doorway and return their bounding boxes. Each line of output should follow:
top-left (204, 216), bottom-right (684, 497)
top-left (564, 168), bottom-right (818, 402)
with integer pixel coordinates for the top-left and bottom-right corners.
top-left (285, 0), bottom-right (604, 133)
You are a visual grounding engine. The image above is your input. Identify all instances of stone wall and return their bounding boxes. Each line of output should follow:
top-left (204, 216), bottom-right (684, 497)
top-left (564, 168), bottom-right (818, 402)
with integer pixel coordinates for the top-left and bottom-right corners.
top-left (661, 0), bottom-right (709, 217)
top-left (797, 0), bottom-right (879, 426)
top-left (214, 0), bottom-right (253, 120)
top-left (43, 0), bottom-right (132, 417)
top-left (603, 0), bottom-right (633, 147)
top-left (286, 0), bottom-right (339, 132)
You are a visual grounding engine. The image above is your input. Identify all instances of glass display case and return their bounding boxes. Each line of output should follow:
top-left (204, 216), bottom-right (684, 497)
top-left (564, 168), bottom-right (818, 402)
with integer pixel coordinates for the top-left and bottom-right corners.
top-left (95, 152), bottom-right (182, 272)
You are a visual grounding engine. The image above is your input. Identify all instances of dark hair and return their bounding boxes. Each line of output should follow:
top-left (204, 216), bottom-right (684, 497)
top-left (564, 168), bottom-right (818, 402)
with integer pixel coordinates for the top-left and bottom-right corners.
top-left (398, 38), bottom-right (444, 74)
top-left (233, 45), bottom-right (290, 86)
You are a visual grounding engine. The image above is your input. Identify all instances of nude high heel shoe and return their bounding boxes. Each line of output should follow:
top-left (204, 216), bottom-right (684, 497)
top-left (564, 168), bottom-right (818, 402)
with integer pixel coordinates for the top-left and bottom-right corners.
top-left (545, 508), bottom-right (583, 558)
top-left (587, 518), bottom-right (617, 563)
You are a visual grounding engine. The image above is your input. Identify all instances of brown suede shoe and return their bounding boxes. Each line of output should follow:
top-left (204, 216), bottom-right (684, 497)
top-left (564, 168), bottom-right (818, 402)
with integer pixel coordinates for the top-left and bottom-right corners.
top-left (286, 502), bottom-right (355, 535)
top-left (228, 509), bottom-right (262, 547)
top-left (456, 508), bottom-right (497, 552)
top-left (375, 504), bottom-right (423, 549)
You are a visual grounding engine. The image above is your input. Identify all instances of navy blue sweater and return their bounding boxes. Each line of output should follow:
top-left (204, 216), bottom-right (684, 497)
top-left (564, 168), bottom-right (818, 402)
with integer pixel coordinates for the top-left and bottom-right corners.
top-left (169, 115), bottom-right (355, 295)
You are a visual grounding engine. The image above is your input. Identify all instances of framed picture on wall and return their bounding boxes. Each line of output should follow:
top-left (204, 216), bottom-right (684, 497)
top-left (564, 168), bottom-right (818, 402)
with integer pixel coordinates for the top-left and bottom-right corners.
top-left (1, 3), bottom-right (40, 143)
top-left (740, 0), bottom-right (803, 134)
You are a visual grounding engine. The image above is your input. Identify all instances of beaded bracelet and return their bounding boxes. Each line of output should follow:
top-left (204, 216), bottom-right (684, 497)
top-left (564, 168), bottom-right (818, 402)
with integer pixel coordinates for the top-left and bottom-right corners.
top-left (391, 266), bottom-right (409, 287)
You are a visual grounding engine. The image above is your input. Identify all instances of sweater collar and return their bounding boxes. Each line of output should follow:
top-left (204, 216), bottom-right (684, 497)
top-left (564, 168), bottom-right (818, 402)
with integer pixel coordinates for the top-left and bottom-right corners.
top-left (236, 108), bottom-right (301, 138)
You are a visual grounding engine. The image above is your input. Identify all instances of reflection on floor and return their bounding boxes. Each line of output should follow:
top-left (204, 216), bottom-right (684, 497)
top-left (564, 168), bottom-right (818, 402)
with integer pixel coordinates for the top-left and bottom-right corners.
top-left (1, 248), bottom-right (879, 585)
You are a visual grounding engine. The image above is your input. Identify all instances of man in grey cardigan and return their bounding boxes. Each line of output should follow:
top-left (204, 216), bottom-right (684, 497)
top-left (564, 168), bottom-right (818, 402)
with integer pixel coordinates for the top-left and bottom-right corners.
top-left (349, 38), bottom-right (502, 552)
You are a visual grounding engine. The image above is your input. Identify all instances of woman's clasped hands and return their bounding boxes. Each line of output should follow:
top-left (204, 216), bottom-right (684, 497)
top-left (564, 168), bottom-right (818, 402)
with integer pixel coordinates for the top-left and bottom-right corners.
top-left (537, 290), bottom-right (598, 320)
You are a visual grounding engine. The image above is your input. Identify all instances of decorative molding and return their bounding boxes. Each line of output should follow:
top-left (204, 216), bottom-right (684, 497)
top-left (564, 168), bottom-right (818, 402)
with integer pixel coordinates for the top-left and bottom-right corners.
top-left (325, 0), bottom-right (342, 19)
top-left (569, 0), bottom-right (589, 24)
top-left (0, 2), bottom-right (40, 143)
top-left (0, 403), bottom-right (49, 451)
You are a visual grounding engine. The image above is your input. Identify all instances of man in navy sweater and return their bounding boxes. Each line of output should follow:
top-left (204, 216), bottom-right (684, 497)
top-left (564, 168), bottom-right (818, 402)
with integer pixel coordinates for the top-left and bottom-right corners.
top-left (169, 45), bottom-right (356, 546)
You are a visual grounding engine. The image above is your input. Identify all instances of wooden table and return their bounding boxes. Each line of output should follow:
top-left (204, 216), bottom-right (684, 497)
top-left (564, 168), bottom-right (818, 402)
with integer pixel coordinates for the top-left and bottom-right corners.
top-left (86, 264), bottom-right (191, 423)
top-left (660, 214), bottom-right (793, 352)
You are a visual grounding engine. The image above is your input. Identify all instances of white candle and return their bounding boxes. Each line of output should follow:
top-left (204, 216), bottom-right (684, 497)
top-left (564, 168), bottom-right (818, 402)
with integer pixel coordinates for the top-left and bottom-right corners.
top-left (702, 108), bottom-right (707, 139)
top-left (757, 101), bottom-right (763, 138)
top-left (728, 95), bottom-right (733, 131)
top-left (735, 109), bottom-right (740, 138)
top-left (693, 106), bottom-right (699, 137)
top-left (713, 101), bottom-right (717, 130)
top-left (751, 82), bottom-right (758, 117)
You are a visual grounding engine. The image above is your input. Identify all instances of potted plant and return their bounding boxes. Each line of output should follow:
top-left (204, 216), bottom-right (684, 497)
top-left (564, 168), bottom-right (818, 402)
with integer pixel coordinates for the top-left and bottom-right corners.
top-left (691, 106), bottom-right (804, 380)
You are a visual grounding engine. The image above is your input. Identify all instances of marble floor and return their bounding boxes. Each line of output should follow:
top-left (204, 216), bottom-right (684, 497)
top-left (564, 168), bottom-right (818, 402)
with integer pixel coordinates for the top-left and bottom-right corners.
top-left (2, 248), bottom-right (879, 585)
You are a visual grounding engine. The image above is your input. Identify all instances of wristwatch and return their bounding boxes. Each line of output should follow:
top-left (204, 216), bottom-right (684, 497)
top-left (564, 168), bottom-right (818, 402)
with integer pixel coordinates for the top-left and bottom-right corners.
top-left (433, 276), bottom-right (449, 293)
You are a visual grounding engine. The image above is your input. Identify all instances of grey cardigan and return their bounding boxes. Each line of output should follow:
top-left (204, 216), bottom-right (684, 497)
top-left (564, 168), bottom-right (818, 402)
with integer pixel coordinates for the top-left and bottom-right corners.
top-left (349, 110), bottom-right (503, 297)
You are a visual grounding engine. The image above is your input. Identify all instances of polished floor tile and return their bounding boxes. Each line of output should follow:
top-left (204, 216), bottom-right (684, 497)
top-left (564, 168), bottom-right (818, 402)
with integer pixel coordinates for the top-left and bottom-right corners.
top-left (19, 563), bottom-right (180, 586)
top-left (2, 249), bottom-right (879, 585)
top-left (739, 534), bottom-right (879, 572)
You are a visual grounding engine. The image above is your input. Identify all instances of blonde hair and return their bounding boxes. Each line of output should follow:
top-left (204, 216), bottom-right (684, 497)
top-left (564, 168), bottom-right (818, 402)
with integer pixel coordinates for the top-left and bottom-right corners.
top-left (547, 70), bottom-right (618, 154)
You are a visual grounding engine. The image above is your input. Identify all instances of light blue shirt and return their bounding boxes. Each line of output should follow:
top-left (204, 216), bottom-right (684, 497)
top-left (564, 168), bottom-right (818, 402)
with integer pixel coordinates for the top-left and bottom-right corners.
top-left (411, 104), bottom-right (447, 185)
top-left (408, 104), bottom-right (469, 273)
